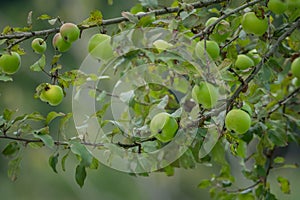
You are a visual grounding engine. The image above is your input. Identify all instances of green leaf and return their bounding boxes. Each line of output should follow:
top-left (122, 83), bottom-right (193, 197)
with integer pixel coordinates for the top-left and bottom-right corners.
top-left (238, 193), bottom-right (255, 200)
top-left (27, 112), bottom-right (45, 121)
top-left (37, 14), bottom-right (52, 20)
top-left (273, 156), bottom-right (285, 164)
top-left (33, 127), bottom-right (55, 148)
top-left (265, 191), bottom-right (278, 200)
top-left (163, 165), bottom-right (174, 176)
top-left (46, 111), bottom-right (65, 125)
top-left (61, 152), bottom-right (69, 172)
top-left (70, 141), bottom-right (93, 167)
top-left (198, 179), bottom-right (212, 189)
top-left (80, 10), bottom-right (103, 27)
top-left (8, 156), bottom-right (22, 181)
top-left (121, 12), bottom-right (139, 24)
top-left (59, 113), bottom-right (72, 133)
top-left (30, 54), bottom-right (46, 72)
top-left (268, 129), bottom-right (288, 147)
top-left (75, 164), bottom-right (87, 187)
top-left (3, 108), bottom-right (15, 121)
top-left (89, 157), bottom-right (99, 170)
top-left (0, 74), bottom-right (13, 82)
top-left (277, 176), bottom-right (290, 194)
top-left (49, 153), bottom-right (59, 173)
top-left (2, 142), bottom-right (20, 157)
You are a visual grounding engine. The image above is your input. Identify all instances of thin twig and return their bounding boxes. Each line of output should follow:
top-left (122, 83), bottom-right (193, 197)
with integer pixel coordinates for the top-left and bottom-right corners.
top-left (0, 0), bottom-right (227, 40)
top-left (0, 134), bottom-right (104, 147)
top-left (192, 0), bottom-right (264, 39)
top-left (268, 86), bottom-right (300, 116)
top-left (226, 18), bottom-right (300, 111)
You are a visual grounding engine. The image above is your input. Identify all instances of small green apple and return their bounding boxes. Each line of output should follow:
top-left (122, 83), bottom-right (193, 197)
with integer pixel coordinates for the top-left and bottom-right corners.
top-left (205, 17), bottom-right (231, 43)
top-left (235, 54), bottom-right (254, 70)
top-left (60, 23), bottom-right (80, 43)
top-left (153, 39), bottom-right (173, 52)
top-left (192, 82), bottom-right (219, 109)
top-left (0, 52), bottom-right (21, 75)
top-left (195, 40), bottom-right (220, 60)
top-left (292, 77), bottom-right (300, 87)
top-left (268, 0), bottom-right (288, 14)
top-left (40, 84), bottom-right (64, 106)
top-left (150, 112), bottom-right (178, 143)
top-left (31, 38), bottom-right (47, 54)
top-left (88, 34), bottom-right (114, 61)
top-left (291, 57), bottom-right (300, 78)
top-left (52, 33), bottom-right (72, 52)
top-left (241, 12), bottom-right (268, 36)
top-left (247, 49), bottom-right (261, 65)
top-left (225, 109), bottom-right (251, 134)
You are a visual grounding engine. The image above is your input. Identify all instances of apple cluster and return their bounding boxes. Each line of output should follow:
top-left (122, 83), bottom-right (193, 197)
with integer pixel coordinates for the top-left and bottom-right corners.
top-left (52, 23), bottom-right (80, 52)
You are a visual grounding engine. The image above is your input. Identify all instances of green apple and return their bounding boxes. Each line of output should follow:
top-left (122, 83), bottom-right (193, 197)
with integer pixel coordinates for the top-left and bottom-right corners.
top-left (60, 23), bottom-right (80, 43)
top-left (40, 84), bottom-right (64, 106)
top-left (52, 33), bottom-right (72, 52)
top-left (0, 52), bottom-right (21, 75)
top-left (150, 112), bottom-right (178, 143)
top-left (241, 12), bottom-right (268, 36)
top-left (205, 17), bottom-right (230, 43)
top-left (195, 40), bottom-right (220, 60)
top-left (235, 54), bottom-right (254, 70)
top-left (31, 38), bottom-right (47, 54)
top-left (291, 57), bottom-right (300, 78)
top-left (247, 49), bottom-right (261, 65)
top-left (88, 34), bottom-right (114, 61)
top-left (225, 109), bottom-right (251, 134)
top-left (268, 0), bottom-right (288, 14)
top-left (192, 82), bottom-right (219, 109)
top-left (292, 77), bottom-right (300, 87)
top-left (153, 39), bottom-right (173, 52)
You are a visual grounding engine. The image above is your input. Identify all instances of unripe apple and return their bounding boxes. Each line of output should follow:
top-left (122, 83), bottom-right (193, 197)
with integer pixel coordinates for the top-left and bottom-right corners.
top-left (52, 33), bottom-right (72, 52)
top-left (150, 112), bottom-right (178, 143)
top-left (192, 82), bottom-right (219, 109)
top-left (292, 77), bottom-right (300, 87)
top-left (195, 40), bottom-right (220, 60)
top-left (247, 49), bottom-right (261, 65)
top-left (205, 17), bottom-right (230, 43)
top-left (60, 23), bottom-right (80, 43)
top-left (291, 57), bottom-right (300, 78)
top-left (268, 0), bottom-right (288, 14)
top-left (235, 54), bottom-right (254, 70)
top-left (153, 39), bottom-right (173, 52)
top-left (40, 84), bottom-right (64, 106)
top-left (225, 109), bottom-right (251, 134)
top-left (241, 12), bottom-right (268, 36)
top-left (0, 52), bottom-right (21, 75)
top-left (88, 34), bottom-right (114, 61)
top-left (31, 38), bottom-right (47, 54)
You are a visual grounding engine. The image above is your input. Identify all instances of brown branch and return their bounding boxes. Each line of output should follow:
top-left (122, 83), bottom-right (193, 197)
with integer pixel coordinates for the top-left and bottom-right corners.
top-left (268, 86), bottom-right (300, 116)
top-left (192, 0), bottom-right (264, 39)
top-left (0, 0), bottom-right (227, 41)
top-left (226, 18), bottom-right (300, 111)
top-left (0, 134), bottom-right (104, 147)
top-left (225, 181), bottom-right (261, 193)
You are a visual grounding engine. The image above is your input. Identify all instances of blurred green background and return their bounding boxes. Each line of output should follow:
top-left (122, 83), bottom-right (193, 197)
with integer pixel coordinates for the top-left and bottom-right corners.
top-left (0, 0), bottom-right (300, 199)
